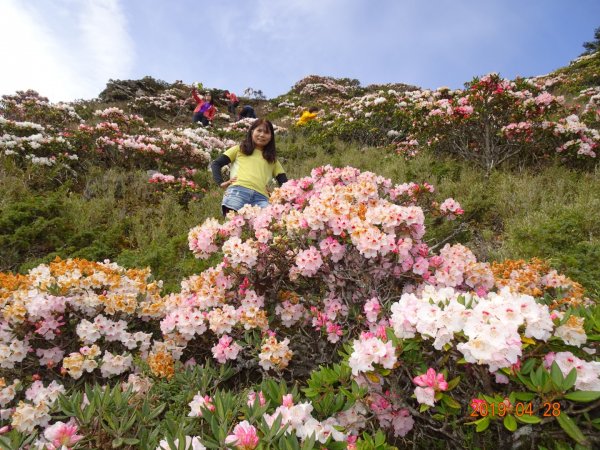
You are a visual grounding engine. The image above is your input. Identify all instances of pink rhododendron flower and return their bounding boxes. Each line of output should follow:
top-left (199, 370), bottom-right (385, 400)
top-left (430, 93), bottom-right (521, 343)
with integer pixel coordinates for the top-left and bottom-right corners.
top-left (413, 368), bottom-right (449, 390)
top-left (282, 394), bottom-right (294, 407)
top-left (247, 390), bottom-right (266, 407)
top-left (414, 386), bottom-right (436, 406)
top-left (211, 335), bottom-right (242, 364)
top-left (348, 336), bottom-right (397, 375)
top-left (43, 419), bottom-right (83, 449)
top-left (294, 246), bottom-right (323, 276)
top-left (188, 394), bottom-right (215, 417)
top-left (347, 435), bottom-right (358, 450)
top-left (471, 398), bottom-right (485, 411)
top-left (439, 198), bottom-right (464, 220)
top-left (391, 408), bottom-right (415, 437)
top-left (535, 92), bottom-right (554, 106)
top-left (225, 420), bottom-right (259, 449)
top-left (326, 322), bottom-right (343, 343)
top-left (413, 368), bottom-right (449, 406)
top-left (363, 298), bottom-right (381, 323)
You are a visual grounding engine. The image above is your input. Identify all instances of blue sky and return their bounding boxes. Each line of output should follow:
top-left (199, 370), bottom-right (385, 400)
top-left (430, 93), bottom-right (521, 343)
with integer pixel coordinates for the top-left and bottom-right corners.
top-left (1, 0), bottom-right (599, 102)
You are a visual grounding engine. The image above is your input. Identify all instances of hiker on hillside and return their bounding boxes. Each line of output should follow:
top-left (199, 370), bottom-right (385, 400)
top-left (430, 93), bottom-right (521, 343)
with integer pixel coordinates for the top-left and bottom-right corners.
top-left (224, 90), bottom-right (240, 118)
top-left (238, 105), bottom-right (257, 120)
top-left (191, 88), bottom-right (216, 126)
top-left (296, 106), bottom-right (319, 126)
top-left (211, 119), bottom-right (288, 217)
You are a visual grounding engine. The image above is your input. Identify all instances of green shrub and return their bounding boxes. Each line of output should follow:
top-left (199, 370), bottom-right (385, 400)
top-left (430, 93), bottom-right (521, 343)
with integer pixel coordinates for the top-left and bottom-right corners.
top-left (504, 208), bottom-right (600, 291)
top-left (0, 190), bottom-right (71, 271)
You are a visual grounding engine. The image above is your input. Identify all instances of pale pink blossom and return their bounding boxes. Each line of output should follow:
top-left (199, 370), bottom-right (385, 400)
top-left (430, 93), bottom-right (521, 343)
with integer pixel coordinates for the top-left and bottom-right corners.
top-left (43, 419), bottom-right (83, 449)
top-left (225, 420), bottom-right (259, 449)
top-left (211, 335), bottom-right (242, 364)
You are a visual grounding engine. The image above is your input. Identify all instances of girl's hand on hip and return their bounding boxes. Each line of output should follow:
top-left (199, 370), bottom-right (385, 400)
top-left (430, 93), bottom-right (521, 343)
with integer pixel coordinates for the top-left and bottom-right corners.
top-left (220, 177), bottom-right (237, 188)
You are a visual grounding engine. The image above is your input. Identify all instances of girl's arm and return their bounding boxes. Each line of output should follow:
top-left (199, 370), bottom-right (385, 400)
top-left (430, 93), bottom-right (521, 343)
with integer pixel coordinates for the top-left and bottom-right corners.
top-left (275, 173), bottom-right (288, 186)
top-left (192, 89), bottom-right (202, 104)
top-left (210, 154), bottom-right (231, 185)
top-left (205, 105), bottom-right (216, 121)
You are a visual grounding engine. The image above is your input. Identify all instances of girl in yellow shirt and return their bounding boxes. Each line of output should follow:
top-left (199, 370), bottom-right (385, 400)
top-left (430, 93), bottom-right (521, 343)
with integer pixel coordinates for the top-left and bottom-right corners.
top-left (296, 106), bottom-right (319, 126)
top-left (211, 119), bottom-right (288, 216)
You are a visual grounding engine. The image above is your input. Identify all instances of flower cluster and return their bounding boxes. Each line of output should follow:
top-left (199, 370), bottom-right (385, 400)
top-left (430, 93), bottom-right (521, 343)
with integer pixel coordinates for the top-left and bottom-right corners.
top-left (258, 334), bottom-right (293, 371)
top-left (0, 257), bottom-right (164, 425)
top-left (544, 351), bottom-right (600, 391)
top-left (292, 75), bottom-right (360, 98)
top-left (551, 114), bottom-right (599, 158)
top-left (73, 110), bottom-right (213, 170)
top-left (388, 285), bottom-right (562, 370)
top-left (156, 436), bottom-right (205, 450)
top-left (390, 73), bottom-right (598, 169)
top-left (10, 380), bottom-right (65, 433)
top-left (189, 390), bottom-right (355, 445)
top-left (491, 258), bottom-right (589, 309)
top-left (0, 116), bottom-right (75, 166)
top-left (183, 166), bottom-right (494, 373)
top-left (368, 391), bottom-right (414, 437)
top-left (0, 90), bottom-right (81, 130)
top-left (348, 334), bottom-right (397, 375)
top-left (130, 88), bottom-right (190, 114)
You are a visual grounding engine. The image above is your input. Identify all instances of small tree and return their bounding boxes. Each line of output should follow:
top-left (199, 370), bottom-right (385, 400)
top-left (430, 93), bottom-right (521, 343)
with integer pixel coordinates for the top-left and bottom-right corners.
top-left (581, 26), bottom-right (600, 56)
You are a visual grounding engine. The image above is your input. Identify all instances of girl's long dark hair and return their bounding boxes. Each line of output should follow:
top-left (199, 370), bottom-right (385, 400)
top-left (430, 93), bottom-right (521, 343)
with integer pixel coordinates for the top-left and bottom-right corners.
top-left (240, 119), bottom-right (276, 163)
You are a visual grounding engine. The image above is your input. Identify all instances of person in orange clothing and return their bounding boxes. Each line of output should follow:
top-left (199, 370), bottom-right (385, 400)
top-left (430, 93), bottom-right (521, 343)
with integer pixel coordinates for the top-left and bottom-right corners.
top-left (224, 90), bottom-right (240, 117)
top-left (191, 88), bottom-right (216, 126)
top-left (296, 106), bottom-right (319, 125)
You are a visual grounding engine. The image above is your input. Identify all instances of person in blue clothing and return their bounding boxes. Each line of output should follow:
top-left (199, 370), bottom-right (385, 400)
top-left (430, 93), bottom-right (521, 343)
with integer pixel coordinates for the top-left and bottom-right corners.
top-left (238, 105), bottom-right (256, 120)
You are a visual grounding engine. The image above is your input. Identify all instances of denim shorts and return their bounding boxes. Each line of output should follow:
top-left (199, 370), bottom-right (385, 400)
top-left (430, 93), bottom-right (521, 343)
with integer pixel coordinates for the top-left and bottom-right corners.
top-left (222, 185), bottom-right (269, 211)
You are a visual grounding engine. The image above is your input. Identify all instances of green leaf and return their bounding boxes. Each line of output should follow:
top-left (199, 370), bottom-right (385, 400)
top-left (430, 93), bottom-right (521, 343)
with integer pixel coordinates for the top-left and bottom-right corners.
top-left (301, 433), bottom-right (316, 450)
top-left (515, 372), bottom-right (536, 391)
top-left (385, 327), bottom-right (398, 345)
top-left (513, 392), bottom-right (536, 402)
top-left (476, 416), bottom-right (490, 432)
top-left (111, 437), bottom-right (124, 448)
top-left (556, 413), bottom-right (589, 446)
top-left (515, 414), bottom-right (541, 424)
top-left (149, 403), bottom-right (166, 420)
top-left (520, 358), bottom-right (538, 375)
top-left (562, 368), bottom-right (578, 391)
top-left (441, 394), bottom-right (461, 409)
top-left (123, 413), bottom-right (137, 433)
top-left (482, 394), bottom-right (495, 404)
top-left (503, 415), bottom-right (517, 432)
top-left (550, 361), bottom-right (565, 389)
top-left (374, 430), bottom-right (386, 446)
top-left (564, 391), bottom-right (600, 402)
top-left (530, 365), bottom-right (543, 387)
top-left (446, 376), bottom-right (461, 391)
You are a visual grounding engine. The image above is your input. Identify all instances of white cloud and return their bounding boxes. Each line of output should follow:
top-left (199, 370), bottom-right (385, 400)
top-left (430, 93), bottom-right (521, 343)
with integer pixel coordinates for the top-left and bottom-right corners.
top-left (77, 0), bottom-right (135, 86)
top-left (0, 0), bottom-right (84, 101)
top-left (0, 0), bottom-right (134, 102)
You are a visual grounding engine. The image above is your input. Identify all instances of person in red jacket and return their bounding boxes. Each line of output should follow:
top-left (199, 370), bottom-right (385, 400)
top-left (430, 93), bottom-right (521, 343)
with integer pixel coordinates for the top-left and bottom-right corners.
top-left (224, 90), bottom-right (239, 117)
top-left (191, 88), bottom-right (216, 126)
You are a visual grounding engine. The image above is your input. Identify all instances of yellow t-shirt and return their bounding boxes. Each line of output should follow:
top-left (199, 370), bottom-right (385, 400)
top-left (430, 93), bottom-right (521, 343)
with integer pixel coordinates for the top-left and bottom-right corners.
top-left (224, 145), bottom-right (285, 198)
